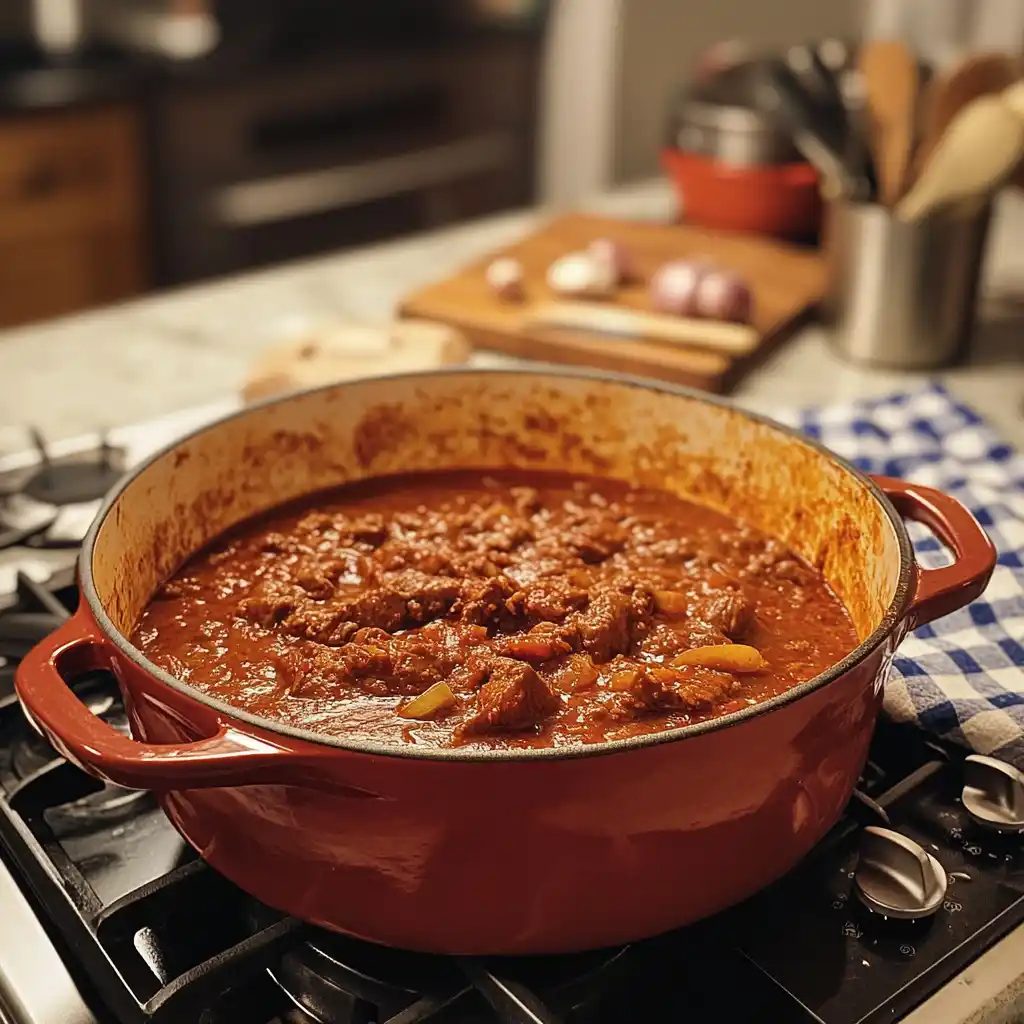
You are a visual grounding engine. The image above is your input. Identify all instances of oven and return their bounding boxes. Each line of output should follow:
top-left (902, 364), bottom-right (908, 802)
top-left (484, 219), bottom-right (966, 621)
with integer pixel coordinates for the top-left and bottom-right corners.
top-left (147, 24), bottom-right (542, 285)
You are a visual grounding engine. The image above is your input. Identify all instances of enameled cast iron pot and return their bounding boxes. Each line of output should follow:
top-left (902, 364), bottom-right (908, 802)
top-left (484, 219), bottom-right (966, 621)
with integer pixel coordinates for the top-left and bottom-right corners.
top-left (15, 370), bottom-right (996, 955)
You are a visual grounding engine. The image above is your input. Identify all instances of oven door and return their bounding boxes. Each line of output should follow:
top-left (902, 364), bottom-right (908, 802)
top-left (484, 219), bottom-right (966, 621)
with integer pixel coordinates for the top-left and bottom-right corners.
top-left (151, 39), bottom-right (539, 284)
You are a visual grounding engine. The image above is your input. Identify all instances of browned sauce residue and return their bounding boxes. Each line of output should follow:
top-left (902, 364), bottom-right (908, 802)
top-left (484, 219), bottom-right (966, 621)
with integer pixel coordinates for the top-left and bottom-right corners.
top-left (132, 471), bottom-right (857, 750)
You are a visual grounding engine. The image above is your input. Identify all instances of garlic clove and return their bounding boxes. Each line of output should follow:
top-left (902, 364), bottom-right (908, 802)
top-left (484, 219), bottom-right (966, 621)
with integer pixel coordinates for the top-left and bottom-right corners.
top-left (485, 256), bottom-right (525, 301)
top-left (547, 252), bottom-right (617, 298)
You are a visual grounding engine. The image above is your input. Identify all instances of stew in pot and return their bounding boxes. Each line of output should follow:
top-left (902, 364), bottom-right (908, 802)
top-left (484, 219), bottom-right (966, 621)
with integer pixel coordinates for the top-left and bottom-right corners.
top-left (133, 470), bottom-right (858, 750)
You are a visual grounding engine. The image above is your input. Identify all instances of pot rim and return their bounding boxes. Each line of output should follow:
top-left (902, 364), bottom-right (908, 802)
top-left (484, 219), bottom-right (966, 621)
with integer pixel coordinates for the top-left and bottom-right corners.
top-left (80, 366), bottom-right (914, 762)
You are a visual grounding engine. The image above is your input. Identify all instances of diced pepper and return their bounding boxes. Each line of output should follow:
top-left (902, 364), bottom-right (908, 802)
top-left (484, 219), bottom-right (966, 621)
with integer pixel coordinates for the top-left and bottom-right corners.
top-left (671, 644), bottom-right (768, 674)
top-left (398, 682), bottom-right (458, 720)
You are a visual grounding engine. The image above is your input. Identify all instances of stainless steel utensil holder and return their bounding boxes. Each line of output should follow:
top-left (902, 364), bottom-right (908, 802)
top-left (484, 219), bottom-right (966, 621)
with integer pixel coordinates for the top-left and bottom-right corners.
top-left (822, 200), bottom-right (992, 369)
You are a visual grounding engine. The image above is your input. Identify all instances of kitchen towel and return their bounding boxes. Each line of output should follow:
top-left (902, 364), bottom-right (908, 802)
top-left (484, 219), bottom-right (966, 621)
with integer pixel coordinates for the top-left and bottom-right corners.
top-left (775, 383), bottom-right (1024, 767)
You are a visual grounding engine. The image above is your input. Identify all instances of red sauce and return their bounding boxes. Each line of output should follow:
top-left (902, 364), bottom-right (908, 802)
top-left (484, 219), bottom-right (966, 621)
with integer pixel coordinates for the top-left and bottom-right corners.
top-left (132, 470), bottom-right (858, 750)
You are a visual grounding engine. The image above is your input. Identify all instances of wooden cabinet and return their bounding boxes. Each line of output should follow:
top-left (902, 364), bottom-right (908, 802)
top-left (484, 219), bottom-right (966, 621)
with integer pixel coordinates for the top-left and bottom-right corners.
top-left (0, 104), bottom-right (147, 329)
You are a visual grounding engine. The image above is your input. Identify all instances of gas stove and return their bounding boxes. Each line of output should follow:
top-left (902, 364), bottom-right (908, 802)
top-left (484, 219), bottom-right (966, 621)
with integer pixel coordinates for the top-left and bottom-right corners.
top-left (2, 407), bottom-right (1024, 1024)
top-left (0, 402), bottom-right (238, 607)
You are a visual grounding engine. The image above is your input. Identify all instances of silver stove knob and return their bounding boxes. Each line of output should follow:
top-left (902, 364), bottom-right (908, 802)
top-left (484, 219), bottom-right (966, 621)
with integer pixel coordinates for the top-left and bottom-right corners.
top-left (854, 826), bottom-right (947, 920)
top-left (963, 754), bottom-right (1024, 833)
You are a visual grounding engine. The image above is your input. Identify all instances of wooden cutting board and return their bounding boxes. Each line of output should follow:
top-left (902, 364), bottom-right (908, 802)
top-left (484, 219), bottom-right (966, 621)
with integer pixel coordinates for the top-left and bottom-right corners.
top-left (399, 213), bottom-right (826, 392)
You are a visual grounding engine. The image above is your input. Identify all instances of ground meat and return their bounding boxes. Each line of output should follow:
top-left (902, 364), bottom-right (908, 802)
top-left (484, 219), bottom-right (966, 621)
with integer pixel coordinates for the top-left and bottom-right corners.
top-left (157, 576), bottom-right (203, 600)
top-left (457, 658), bottom-right (560, 738)
top-left (509, 486), bottom-right (541, 515)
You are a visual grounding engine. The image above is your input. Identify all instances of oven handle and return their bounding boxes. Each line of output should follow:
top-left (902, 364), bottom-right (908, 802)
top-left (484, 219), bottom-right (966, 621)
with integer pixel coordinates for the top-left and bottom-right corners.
top-left (13, 611), bottom-right (373, 794)
top-left (212, 131), bottom-right (515, 228)
top-left (872, 475), bottom-right (997, 629)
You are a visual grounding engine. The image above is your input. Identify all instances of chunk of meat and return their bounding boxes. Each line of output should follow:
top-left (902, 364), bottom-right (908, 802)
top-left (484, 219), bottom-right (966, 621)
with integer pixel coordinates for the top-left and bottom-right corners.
top-left (509, 486), bottom-right (541, 515)
top-left (340, 634), bottom-right (458, 696)
top-left (347, 513), bottom-right (388, 546)
top-left (689, 588), bottom-right (754, 641)
top-left (638, 622), bottom-right (694, 659)
top-left (282, 606), bottom-right (360, 646)
top-left (565, 517), bottom-right (627, 564)
top-left (610, 663), bottom-right (738, 718)
top-left (458, 575), bottom-right (517, 625)
top-left (297, 570), bottom-right (335, 600)
top-left (383, 570), bottom-right (462, 623)
top-left (506, 579), bottom-right (588, 622)
top-left (500, 624), bottom-right (573, 663)
top-left (610, 665), bottom-right (684, 713)
top-left (238, 582), bottom-right (298, 628)
top-left (457, 658), bottom-right (560, 737)
top-left (572, 585), bottom-right (654, 663)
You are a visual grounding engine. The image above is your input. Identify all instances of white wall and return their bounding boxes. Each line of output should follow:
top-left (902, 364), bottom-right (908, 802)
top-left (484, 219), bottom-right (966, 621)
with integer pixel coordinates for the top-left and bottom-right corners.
top-left (613, 0), bottom-right (859, 181)
top-left (540, 0), bottom-right (1024, 204)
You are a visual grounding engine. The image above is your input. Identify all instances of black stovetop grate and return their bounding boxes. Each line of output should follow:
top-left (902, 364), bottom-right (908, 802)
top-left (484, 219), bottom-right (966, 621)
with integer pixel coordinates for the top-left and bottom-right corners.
top-left (3, 572), bottom-right (1024, 1024)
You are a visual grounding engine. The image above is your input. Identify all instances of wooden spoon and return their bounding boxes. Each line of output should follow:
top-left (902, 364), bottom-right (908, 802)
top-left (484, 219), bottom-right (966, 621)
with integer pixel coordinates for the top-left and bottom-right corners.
top-left (858, 39), bottom-right (920, 207)
top-left (897, 81), bottom-right (1024, 222)
top-left (913, 52), bottom-right (1019, 181)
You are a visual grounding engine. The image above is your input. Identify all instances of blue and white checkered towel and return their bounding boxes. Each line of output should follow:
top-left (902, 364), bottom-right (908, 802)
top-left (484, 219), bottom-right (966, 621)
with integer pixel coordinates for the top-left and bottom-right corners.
top-left (774, 384), bottom-right (1024, 767)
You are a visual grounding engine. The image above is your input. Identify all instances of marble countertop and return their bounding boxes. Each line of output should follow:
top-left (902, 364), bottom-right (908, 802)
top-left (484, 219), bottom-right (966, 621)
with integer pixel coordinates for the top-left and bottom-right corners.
top-left (0, 178), bottom-right (1021, 447)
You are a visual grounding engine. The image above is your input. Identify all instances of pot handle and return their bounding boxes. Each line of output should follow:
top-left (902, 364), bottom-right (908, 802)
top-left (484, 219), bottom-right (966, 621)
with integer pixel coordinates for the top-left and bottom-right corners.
top-left (872, 475), bottom-right (997, 629)
top-left (15, 611), bottom-right (325, 792)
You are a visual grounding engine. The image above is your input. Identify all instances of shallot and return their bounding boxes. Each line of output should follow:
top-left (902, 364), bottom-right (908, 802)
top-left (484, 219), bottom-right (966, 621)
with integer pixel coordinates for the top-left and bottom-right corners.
top-left (694, 269), bottom-right (753, 324)
top-left (649, 259), bottom-right (705, 316)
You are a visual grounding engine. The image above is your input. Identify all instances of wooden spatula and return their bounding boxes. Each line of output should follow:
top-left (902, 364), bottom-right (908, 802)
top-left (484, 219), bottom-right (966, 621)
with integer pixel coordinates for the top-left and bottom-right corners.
top-left (897, 81), bottom-right (1024, 221)
top-left (858, 39), bottom-right (920, 207)
top-left (913, 52), bottom-right (1019, 181)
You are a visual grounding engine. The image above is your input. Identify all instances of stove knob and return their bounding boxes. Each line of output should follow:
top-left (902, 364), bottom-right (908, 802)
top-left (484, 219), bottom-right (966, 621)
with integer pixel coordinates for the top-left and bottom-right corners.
top-left (963, 754), bottom-right (1024, 833)
top-left (853, 826), bottom-right (947, 920)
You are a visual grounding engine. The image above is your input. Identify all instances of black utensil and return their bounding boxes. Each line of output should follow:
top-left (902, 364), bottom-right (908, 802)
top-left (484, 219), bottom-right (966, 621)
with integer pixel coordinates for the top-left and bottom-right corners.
top-left (756, 60), bottom-right (873, 202)
top-left (786, 42), bottom-right (848, 123)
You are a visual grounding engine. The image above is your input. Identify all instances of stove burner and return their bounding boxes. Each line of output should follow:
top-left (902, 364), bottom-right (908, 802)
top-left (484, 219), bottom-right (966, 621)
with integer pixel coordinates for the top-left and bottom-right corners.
top-left (11, 674), bottom-right (147, 827)
top-left (21, 429), bottom-right (125, 506)
top-left (268, 925), bottom-right (634, 1024)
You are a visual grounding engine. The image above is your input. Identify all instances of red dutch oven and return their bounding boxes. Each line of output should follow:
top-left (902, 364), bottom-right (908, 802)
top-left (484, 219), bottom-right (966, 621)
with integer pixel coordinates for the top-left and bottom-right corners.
top-left (14, 370), bottom-right (995, 955)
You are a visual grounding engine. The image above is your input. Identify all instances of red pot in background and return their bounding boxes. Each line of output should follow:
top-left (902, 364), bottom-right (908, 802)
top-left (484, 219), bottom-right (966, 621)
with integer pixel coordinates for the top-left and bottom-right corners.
top-left (662, 148), bottom-right (823, 240)
top-left (13, 370), bottom-right (995, 955)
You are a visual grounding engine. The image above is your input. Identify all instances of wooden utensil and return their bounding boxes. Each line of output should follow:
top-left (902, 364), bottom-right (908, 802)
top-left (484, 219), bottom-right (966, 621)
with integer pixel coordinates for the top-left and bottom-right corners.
top-left (858, 39), bottom-right (920, 206)
top-left (525, 301), bottom-right (759, 356)
top-left (897, 81), bottom-right (1024, 222)
top-left (399, 213), bottom-right (826, 394)
top-left (914, 52), bottom-right (1019, 180)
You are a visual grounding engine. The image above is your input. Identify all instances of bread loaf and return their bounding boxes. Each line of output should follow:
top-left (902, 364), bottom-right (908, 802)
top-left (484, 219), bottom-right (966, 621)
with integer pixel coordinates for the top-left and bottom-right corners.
top-left (242, 319), bottom-right (471, 403)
